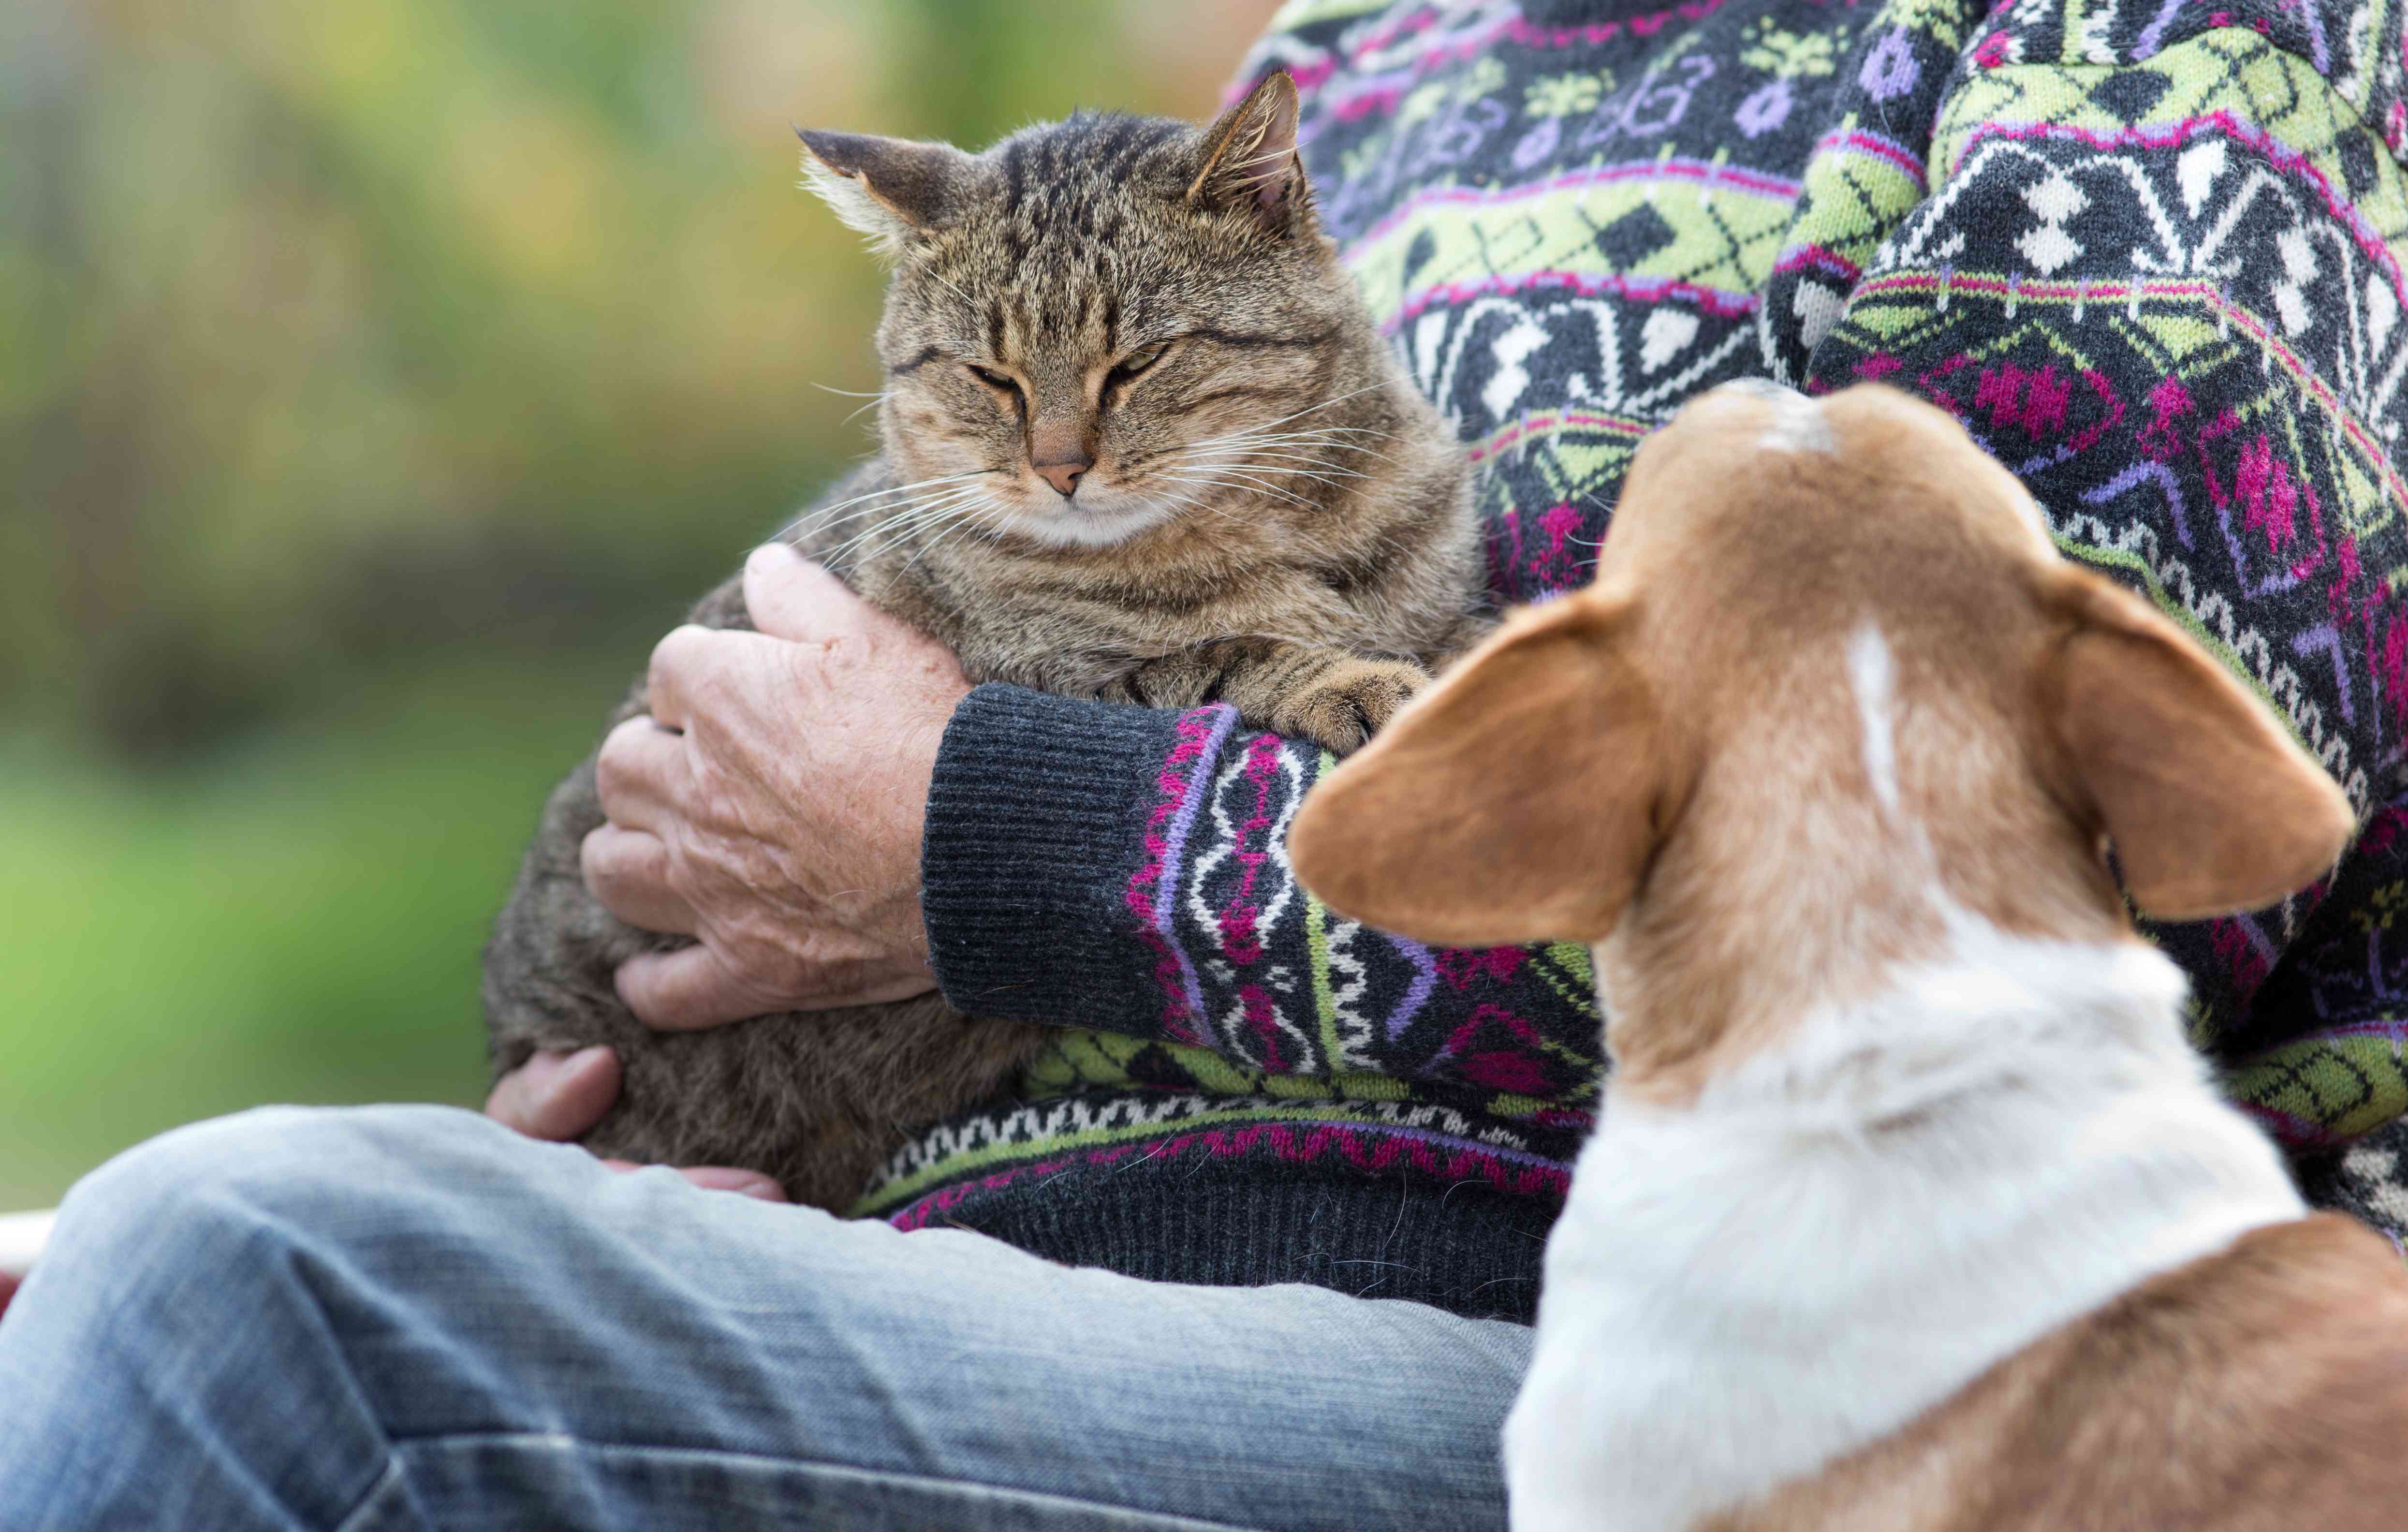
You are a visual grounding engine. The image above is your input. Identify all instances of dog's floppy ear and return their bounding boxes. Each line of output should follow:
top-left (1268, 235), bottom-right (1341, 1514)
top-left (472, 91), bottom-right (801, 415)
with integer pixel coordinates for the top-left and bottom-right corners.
top-left (2050, 571), bottom-right (2355, 919)
top-left (1290, 594), bottom-right (1665, 946)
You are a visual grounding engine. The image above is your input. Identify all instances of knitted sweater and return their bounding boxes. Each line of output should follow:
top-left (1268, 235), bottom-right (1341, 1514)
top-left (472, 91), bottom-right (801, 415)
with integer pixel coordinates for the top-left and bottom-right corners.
top-left (860, 0), bottom-right (2408, 1319)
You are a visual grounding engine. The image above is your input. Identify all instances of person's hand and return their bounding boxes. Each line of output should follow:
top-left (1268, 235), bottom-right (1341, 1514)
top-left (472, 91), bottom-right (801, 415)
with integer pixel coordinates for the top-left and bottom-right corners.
top-left (482, 1046), bottom-right (788, 1200)
top-left (583, 543), bottom-right (973, 1030)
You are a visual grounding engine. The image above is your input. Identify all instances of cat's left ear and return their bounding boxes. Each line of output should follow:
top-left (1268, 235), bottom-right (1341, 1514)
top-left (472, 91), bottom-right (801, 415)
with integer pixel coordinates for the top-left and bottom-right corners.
top-left (1187, 72), bottom-right (1307, 236)
top-left (797, 129), bottom-right (973, 256)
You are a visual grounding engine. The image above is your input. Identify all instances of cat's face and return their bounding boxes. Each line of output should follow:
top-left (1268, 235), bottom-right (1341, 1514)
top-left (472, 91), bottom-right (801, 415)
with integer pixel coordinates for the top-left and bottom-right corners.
top-left (803, 75), bottom-right (1378, 551)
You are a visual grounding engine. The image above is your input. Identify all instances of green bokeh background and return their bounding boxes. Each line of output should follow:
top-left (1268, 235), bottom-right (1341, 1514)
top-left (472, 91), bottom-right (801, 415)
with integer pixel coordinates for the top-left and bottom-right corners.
top-left (0, 0), bottom-right (1282, 1208)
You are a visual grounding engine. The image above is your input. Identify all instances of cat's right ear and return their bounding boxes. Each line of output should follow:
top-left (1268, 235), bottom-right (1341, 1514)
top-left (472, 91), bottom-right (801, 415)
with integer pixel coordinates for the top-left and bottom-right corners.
top-left (1188, 71), bottom-right (1307, 236)
top-left (797, 129), bottom-right (972, 256)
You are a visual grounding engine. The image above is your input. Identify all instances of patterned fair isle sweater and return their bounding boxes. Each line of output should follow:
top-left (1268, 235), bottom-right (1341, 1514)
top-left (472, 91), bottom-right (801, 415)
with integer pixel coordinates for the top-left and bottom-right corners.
top-left (859, 0), bottom-right (2408, 1320)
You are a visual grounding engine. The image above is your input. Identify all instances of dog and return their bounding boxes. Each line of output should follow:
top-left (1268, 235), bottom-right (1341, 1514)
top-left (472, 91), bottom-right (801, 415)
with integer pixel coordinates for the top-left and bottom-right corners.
top-left (1289, 382), bottom-right (2408, 1531)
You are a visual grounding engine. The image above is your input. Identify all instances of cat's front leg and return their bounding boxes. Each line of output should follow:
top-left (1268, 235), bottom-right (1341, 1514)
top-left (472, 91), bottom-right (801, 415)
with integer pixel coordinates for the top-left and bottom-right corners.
top-left (1127, 638), bottom-right (1429, 755)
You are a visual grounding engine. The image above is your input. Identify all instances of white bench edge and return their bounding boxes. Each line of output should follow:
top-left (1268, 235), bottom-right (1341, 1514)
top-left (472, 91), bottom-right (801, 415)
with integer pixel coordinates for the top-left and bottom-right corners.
top-left (0, 1209), bottom-right (57, 1277)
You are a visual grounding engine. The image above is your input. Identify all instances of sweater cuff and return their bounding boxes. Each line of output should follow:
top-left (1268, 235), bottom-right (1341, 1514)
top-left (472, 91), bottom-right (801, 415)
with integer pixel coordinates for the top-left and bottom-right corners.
top-left (921, 683), bottom-right (1184, 1028)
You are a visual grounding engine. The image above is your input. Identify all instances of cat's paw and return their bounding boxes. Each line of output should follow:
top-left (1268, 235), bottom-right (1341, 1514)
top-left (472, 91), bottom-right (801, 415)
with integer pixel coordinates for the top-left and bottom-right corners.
top-left (1273, 659), bottom-right (1430, 755)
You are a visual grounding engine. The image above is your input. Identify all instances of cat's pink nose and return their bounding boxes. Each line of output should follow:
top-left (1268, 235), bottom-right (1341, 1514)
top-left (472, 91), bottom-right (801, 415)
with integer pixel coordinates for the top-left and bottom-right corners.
top-left (1035, 457), bottom-right (1090, 498)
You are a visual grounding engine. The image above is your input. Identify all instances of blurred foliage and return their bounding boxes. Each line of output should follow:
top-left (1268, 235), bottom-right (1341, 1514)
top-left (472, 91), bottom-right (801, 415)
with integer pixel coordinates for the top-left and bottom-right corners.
top-left (0, 0), bottom-right (1280, 1206)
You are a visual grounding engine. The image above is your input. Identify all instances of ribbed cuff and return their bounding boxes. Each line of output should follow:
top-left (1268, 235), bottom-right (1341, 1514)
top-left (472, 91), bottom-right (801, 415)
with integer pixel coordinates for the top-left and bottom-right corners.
top-left (922, 683), bottom-right (1189, 1031)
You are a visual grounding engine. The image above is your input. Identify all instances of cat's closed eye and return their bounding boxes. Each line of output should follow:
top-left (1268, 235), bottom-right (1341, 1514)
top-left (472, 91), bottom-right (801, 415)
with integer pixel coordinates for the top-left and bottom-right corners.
top-left (1108, 342), bottom-right (1171, 384)
top-left (965, 363), bottom-right (1019, 394)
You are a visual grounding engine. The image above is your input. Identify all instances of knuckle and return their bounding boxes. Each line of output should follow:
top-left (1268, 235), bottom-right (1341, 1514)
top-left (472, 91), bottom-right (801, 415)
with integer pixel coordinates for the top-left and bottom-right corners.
top-left (578, 828), bottom-right (616, 884)
top-left (788, 634), bottom-right (844, 690)
top-left (725, 923), bottom-right (813, 995)
top-left (657, 622), bottom-right (716, 663)
top-left (592, 741), bottom-right (630, 800)
top-left (646, 624), bottom-right (715, 688)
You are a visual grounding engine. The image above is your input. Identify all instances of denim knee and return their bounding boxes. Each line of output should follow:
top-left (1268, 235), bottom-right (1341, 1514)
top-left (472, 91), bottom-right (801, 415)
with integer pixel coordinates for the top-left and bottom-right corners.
top-left (56, 1104), bottom-right (493, 1274)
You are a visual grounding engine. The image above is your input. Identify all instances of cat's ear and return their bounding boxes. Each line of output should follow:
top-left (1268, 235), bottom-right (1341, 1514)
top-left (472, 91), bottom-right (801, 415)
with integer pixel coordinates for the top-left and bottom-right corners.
top-left (797, 129), bottom-right (972, 256)
top-left (1187, 71), bottom-right (1307, 236)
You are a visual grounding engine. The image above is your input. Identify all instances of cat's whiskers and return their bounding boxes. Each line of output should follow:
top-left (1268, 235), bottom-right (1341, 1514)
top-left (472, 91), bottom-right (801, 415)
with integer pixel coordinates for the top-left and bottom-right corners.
top-left (1168, 466), bottom-right (1318, 505)
top-left (1181, 439), bottom-right (1354, 470)
top-left (838, 484), bottom-right (987, 551)
top-left (815, 483), bottom-right (997, 565)
top-left (1171, 424), bottom-right (1351, 462)
top-left (877, 482), bottom-right (1016, 552)
top-left (896, 498), bottom-right (991, 576)
top-left (1236, 383), bottom-right (1387, 434)
top-left (1151, 442), bottom-right (1331, 487)
top-left (1169, 444), bottom-right (1369, 492)
top-left (1146, 483), bottom-right (1215, 520)
top-left (1201, 421), bottom-right (1385, 443)
top-left (812, 496), bottom-right (986, 564)
top-left (1165, 422), bottom-right (1400, 485)
top-left (1196, 448), bottom-right (1374, 483)
top-left (1153, 389), bottom-right (1386, 470)
top-left (797, 469), bottom-right (987, 520)
top-left (1230, 430), bottom-right (1402, 466)
top-left (1212, 430), bottom-right (1386, 452)
top-left (810, 382), bottom-right (894, 423)
top-left (1113, 419), bottom-right (1387, 490)
top-left (1153, 468), bottom-right (1314, 511)
top-left (780, 471), bottom-right (993, 543)
top-left (812, 471), bottom-right (989, 523)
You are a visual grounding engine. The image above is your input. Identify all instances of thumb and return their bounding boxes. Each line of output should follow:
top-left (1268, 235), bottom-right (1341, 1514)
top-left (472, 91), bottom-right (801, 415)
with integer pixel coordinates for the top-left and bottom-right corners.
top-left (743, 544), bottom-right (868, 646)
top-left (484, 1046), bottom-right (621, 1141)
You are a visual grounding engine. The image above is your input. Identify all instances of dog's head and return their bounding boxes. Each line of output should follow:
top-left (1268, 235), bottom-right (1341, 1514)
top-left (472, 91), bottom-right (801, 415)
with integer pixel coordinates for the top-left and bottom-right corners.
top-left (1291, 382), bottom-right (2351, 1081)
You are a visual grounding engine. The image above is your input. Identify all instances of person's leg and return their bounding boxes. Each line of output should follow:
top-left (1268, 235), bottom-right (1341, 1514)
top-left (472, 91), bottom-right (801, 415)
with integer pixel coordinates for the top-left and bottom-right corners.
top-left (0, 1105), bottom-right (1530, 1532)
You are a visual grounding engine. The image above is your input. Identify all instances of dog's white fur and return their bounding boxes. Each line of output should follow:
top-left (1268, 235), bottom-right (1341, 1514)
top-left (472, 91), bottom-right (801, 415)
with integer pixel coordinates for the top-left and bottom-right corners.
top-left (1846, 623), bottom-right (1903, 820)
top-left (1719, 378), bottom-right (1837, 455)
top-left (1500, 627), bottom-right (2306, 1532)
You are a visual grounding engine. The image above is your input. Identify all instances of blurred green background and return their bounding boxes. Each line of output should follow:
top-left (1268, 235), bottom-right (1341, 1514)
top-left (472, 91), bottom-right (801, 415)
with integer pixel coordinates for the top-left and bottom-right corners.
top-left (0, 0), bottom-right (1283, 1208)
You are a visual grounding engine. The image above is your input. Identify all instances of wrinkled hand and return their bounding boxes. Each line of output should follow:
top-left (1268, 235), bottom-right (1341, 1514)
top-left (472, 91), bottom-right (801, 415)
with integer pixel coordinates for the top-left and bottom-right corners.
top-left (583, 543), bottom-right (972, 1030)
top-left (482, 1046), bottom-right (787, 1200)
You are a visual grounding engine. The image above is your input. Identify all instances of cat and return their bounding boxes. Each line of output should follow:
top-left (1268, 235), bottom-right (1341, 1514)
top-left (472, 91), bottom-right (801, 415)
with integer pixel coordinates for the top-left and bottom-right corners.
top-left (482, 72), bottom-right (1489, 1210)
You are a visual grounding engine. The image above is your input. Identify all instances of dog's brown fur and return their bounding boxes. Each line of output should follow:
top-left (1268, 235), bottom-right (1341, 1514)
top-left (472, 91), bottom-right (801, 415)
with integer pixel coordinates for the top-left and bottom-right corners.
top-left (484, 74), bottom-right (1487, 1210)
top-left (1706, 1214), bottom-right (2408, 1532)
top-left (1291, 382), bottom-right (2408, 1528)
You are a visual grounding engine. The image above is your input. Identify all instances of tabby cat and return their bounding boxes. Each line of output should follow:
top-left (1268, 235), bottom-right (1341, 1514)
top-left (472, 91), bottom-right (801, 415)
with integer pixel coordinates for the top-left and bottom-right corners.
top-left (483, 72), bottom-right (1488, 1209)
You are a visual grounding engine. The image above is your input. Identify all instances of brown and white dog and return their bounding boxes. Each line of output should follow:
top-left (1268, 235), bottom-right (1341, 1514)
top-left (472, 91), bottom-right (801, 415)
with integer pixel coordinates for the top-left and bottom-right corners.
top-left (1289, 382), bottom-right (2408, 1531)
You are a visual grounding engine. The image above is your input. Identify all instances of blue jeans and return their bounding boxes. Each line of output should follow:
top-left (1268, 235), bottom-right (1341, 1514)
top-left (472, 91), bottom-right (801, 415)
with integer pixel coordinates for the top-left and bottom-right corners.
top-left (0, 1105), bottom-right (1530, 1530)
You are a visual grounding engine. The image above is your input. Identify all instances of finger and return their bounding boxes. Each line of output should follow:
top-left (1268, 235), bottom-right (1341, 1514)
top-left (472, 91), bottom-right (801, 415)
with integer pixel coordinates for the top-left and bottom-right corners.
top-left (597, 1160), bottom-right (789, 1202)
top-left (581, 825), bottom-right (699, 936)
top-left (643, 623), bottom-right (729, 733)
top-left (616, 944), bottom-right (786, 1032)
top-left (742, 545), bottom-right (869, 646)
top-left (484, 1046), bottom-right (620, 1140)
top-left (593, 715), bottom-right (688, 835)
